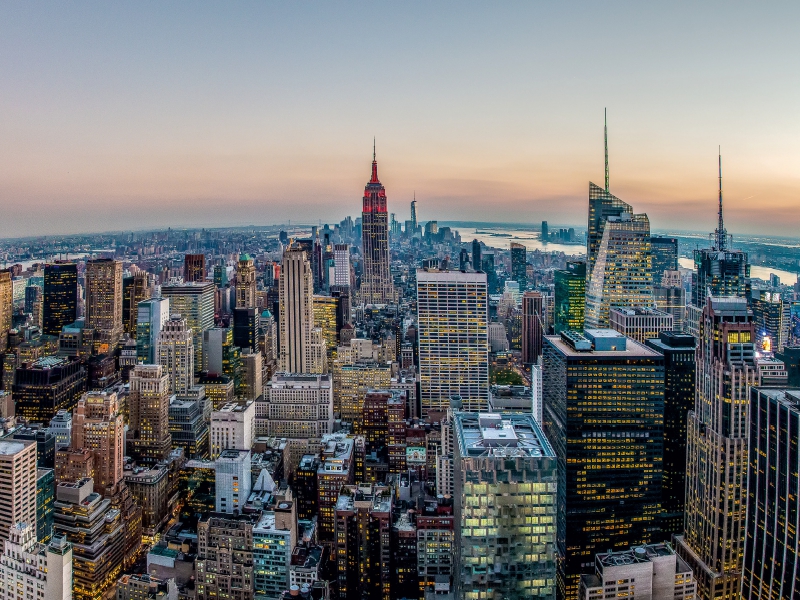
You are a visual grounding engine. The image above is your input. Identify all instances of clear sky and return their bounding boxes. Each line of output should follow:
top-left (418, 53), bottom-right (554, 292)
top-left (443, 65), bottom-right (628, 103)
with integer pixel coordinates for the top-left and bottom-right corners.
top-left (1, 2), bottom-right (798, 238)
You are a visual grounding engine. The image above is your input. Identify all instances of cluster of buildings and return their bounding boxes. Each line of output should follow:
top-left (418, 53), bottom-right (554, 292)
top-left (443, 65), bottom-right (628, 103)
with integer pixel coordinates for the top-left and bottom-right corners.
top-left (0, 139), bottom-right (798, 600)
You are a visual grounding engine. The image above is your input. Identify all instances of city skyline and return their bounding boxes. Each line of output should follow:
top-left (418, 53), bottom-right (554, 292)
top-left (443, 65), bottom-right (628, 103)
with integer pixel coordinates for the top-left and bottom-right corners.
top-left (2, 3), bottom-right (800, 238)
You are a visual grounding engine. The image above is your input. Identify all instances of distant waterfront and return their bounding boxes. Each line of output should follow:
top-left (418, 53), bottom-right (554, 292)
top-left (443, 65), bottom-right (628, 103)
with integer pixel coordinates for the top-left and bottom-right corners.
top-left (465, 227), bottom-right (585, 256)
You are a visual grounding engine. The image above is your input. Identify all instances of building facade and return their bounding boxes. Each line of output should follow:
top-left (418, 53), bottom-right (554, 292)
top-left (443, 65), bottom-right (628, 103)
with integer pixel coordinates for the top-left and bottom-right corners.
top-left (360, 148), bottom-right (394, 305)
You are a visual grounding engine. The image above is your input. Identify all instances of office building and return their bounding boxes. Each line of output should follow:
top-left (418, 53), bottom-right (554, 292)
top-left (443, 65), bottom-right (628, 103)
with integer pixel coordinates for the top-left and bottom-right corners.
top-left (196, 512), bottom-right (259, 600)
top-left (471, 239), bottom-right (482, 271)
top-left (25, 284), bottom-right (42, 326)
top-left (554, 261), bottom-right (586, 334)
top-left (122, 273), bottom-right (152, 336)
top-left (334, 244), bottom-right (351, 287)
top-left (750, 290), bottom-right (790, 353)
top-left (645, 332), bottom-right (696, 537)
top-left (587, 179), bottom-right (632, 278)
top-left (210, 401), bottom-right (255, 459)
top-left (609, 306), bottom-right (673, 343)
top-left (184, 253), bottom-right (206, 283)
top-left (585, 212), bottom-right (653, 329)
top-left (128, 365), bottom-right (172, 466)
top-left (0, 440), bottom-right (38, 543)
top-left (160, 282), bottom-right (215, 372)
top-left (257, 373), bottom-right (333, 442)
top-left (10, 426), bottom-right (56, 470)
top-left (168, 397), bottom-right (208, 459)
top-left (156, 315), bottom-right (195, 395)
top-left (360, 146), bottom-right (395, 305)
top-left (49, 410), bottom-right (73, 450)
top-left (510, 242), bottom-right (527, 290)
top-left (454, 413), bottom-right (557, 599)
top-left (53, 478), bottom-right (125, 600)
top-left (543, 329), bottom-right (665, 599)
top-left (280, 247), bottom-right (325, 374)
top-left (332, 361), bottom-right (392, 423)
top-left (312, 294), bottom-right (339, 355)
top-left (239, 350), bottom-right (262, 402)
top-left (85, 259), bottom-right (123, 348)
top-left (235, 254), bottom-right (257, 308)
top-left (253, 505), bottom-right (296, 599)
top-left (317, 434), bottom-right (355, 540)
top-left (675, 296), bottom-right (760, 600)
top-left (481, 252), bottom-right (499, 294)
top-left (36, 467), bottom-right (55, 542)
top-left (71, 391), bottom-right (125, 498)
top-left (0, 270), bottom-right (11, 353)
top-left (650, 237), bottom-right (679, 286)
top-left (742, 388), bottom-right (800, 599)
top-left (0, 523), bottom-right (73, 600)
top-left (417, 268), bottom-right (489, 414)
top-left (13, 357), bottom-right (87, 424)
top-left (522, 291), bottom-right (544, 364)
top-left (198, 373), bottom-right (235, 410)
top-left (124, 463), bottom-right (172, 537)
top-left (215, 449), bottom-right (251, 513)
top-left (43, 262), bottom-right (78, 337)
top-left (579, 543), bottom-right (696, 600)
top-left (233, 307), bottom-right (260, 353)
top-left (116, 574), bottom-right (178, 600)
top-left (335, 484), bottom-right (393, 600)
top-left (653, 284), bottom-right (686, 332)
top-left (136, 298), bottom-right (170, 364)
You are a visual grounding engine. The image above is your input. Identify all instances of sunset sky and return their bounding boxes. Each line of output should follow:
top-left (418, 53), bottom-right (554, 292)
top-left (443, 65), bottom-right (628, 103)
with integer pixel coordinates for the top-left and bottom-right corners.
top-left (1, 3), bottom-right (799, 238)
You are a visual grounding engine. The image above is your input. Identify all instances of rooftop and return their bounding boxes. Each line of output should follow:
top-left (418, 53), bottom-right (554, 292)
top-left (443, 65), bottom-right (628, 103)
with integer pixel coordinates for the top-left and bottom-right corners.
top-left (547, 333), bottom-right (661, 359)
top-left (454, 412), bottom-right (554, 459)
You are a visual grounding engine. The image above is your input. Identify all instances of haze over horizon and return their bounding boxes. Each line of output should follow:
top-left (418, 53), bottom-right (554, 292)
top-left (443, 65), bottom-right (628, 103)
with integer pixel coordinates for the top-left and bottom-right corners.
top-left (2, 3), bottom-right (799, 239)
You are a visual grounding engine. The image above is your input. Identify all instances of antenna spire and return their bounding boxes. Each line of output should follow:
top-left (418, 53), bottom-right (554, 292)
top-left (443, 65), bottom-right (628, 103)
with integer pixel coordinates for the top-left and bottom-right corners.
top-left (373, 137), bottom-right (376, 162)
top-left (604, 108), bottom-right (609, 192)
top-left (715, 147), bottom-right (727, 251)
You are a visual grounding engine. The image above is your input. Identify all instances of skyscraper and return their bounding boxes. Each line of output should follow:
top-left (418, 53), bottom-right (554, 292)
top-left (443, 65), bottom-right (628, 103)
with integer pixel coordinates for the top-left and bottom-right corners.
top-left (184, 253), bottom-right (206, 283)
top-left (0, 440), bottom-right (38, 543)
top-left (471, 239), bottom-right (481, 271)
top-left (510, 242), bottom-right (527, 290)
top-left (645, 331), bottom-right (696, 537)
top-left (85, 258), bottom-right (123, 348)
top-left (742, 387), bottom-right (800, 599)
top-left (279, 246), bottom-right (324, 374)
top-left (71, 391), bottom-right (125, 498)
top-left (481, 252), bottom-right (498, 294)
top-left (128, 364), bottom-right (172, 467)
top-left (650, 236), bottom-right (678, 286)
top-left (0, 269), bottom-right (12, 353)
top-left (122, 272), bottom-right (152, 336)
top-left (360, 144), bottom-right (394, 305)
top-left (43, 262), bottom-right (78, 337)
top-left (554, 260), bottom-right (586, 333)
top-left (543, 329), bottom-right (664, 599)
top-left (333, 244), bottom-right (350, 287)
top-left (235, 254), bottom-right (256, 309)
top-left (417, 267), bottom-right (489, 414)
top-left (522, 291), bottom-right (544, 364)
top-left (136, 297), bottom-right (170, 364)
top-left (454, 412), bottom-right (557, 599)
top-left (675, 296), bottom-right (760, 600)
top-left (410, 197), bottom-right (417, 232)
top-left (0, 523), bottom-right (73, 600)
top-left (584, 212), bottom-right (653, 329)
top-left (691, 153), bottom-right (750, 308)
top-left (160, 282), bottom-right (215, 371)
top-left (156, 315), bottom-right (195, 395)
top-left (13, 357), bottom-right (87, 424)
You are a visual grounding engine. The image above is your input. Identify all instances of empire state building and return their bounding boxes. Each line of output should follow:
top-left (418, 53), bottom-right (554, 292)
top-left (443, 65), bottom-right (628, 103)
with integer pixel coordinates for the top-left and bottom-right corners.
top-left (360, 145), bottom-right (395, 304)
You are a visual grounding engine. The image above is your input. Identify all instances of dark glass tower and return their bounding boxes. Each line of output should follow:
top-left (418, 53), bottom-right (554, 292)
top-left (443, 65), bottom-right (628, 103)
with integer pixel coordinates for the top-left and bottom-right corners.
top-left (481, 252), bottom-right (498, 294)
top-left (554, 261), bottom-right (586, 334)
top-left (510, 242), bottom-right (527, 290)
top-left (650, 236), bottom-right (678, 286)
top-left (646, 331), bottom-right (696, 537)
top-left (471, 239), bottom-right (481, 271)
top-left (543, 329), bottom-right (664, 600)
top-left (742, 387), bottom-right (800, 599)
top-left (43, 262), bottom-right (78, 336)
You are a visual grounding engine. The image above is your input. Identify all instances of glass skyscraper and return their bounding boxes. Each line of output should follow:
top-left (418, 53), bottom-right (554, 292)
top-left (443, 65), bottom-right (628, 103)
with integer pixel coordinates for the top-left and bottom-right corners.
top-left (554, 260), bottom-right (586, 334)
top-left (650, 236), bottom-right (678, 286)
top-left (510, 242), bottom-right (527, 290)
top-left (43, 262), bottom-right (78, 337)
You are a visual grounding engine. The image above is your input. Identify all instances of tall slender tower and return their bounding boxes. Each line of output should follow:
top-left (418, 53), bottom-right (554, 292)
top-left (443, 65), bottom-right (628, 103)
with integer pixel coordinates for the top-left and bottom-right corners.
top-left (71, 391), bottom-right (125, 498)
top-left (128, 364), bottom-right (172, 467)
top-left (43, 262), bottom-right (78, 337)
top-left (280, 246), bottom-right (324, 373)
top-left (360, 143), bottom-right (394, 305)
top-left (235, 254), bottom-right (257, 309)
top-left (156, 315), bottom-right (195, 395)
top-left (0, 269), bottom-right (11, 353)
top-left (675, 296), bottom-right (760, 600)
top-left (85, 258), bottom-right (123, 348)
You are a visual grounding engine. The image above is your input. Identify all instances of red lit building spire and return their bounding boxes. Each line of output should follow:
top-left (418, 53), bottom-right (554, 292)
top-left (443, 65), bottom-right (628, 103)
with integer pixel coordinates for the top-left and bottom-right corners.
top-left (361, 141), bottom-right (394, 304)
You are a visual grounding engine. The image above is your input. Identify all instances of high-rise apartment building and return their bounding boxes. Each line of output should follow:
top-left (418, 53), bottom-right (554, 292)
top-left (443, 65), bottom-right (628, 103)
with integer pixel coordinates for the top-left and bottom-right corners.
top-left (71, 391), bottom-right (125, 498)
top-left (136, 297), bottom-right (170, 364)
top-left (645, 332), bottom-right (696, 537)
top-left (360, 147), bottom-right (394, 305)
top-left (585, 212), bottom-right (653, 329)
top-left (53, 478), bottom-right (125, 600)
top-left (543, 329), bottom-right (665, 599)
top-left (196, 513), bottom-right (258, 600)
top-left (335, 484), bottom-right (393, 600)
top-left (160, 282), bottom-right (215, 372)
top-left (675, 296), bottom-right (760, 600)
top-left (184, 253), bottom-right (206, 283)
top-left (510, 242), bottom-right (527, 290)
top-left (85, 259), bottom-right (123, 348)
top-left (522, 291), bottom-right (544, 364)
top-left (0, 440), bottom-right (38, 543)
top-left (156, 315), bottom-right (195, 395)
top-left (128, 365), bottom-right (172, 466)
top-left (609, 306), bottom-right (673, 343)
top-left (235, 254), bottom-right (256, 309)
top-left (453, 412), bottom-right (557, 599)
top-left (279, 247), bottom-right (325, 374)
top-left (650, 237), bottom-right (678, 286)
top-left (417, 268), bottom-right (489, 414)
top-left (554, 260), bottom-right (586, 334)
top-left (122, 272), bottom-right (152, 336)
top-left (0, 269), bottom-right (12, 353)
top-left (742, 387), bottom-right (800, 599)
top-left (0, 523), bottom-right (73, 600)
top-left (43, 262), bottom-right (78, 337)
